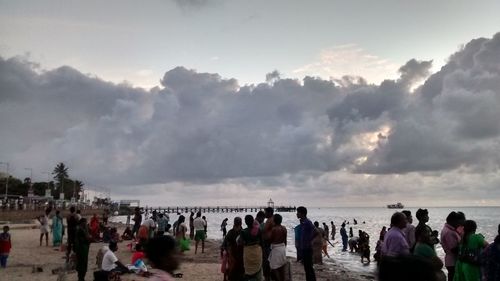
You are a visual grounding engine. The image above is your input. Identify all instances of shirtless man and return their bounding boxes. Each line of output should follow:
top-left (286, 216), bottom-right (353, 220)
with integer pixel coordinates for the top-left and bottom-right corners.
top-left (269, 214), bottom-right (287, 281)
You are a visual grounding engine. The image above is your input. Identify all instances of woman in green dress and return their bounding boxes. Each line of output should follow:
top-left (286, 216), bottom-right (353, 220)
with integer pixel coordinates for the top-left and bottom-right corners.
top-left (75, 218), bottom-right (92, 281)
top-left (52, 210), bottom-right (64, 247)
top-left (454, 220), bottom-right (488, 281)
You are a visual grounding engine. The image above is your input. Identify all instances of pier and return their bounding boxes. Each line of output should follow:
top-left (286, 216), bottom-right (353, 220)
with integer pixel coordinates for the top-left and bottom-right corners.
top-left (119, 205), bottom-right (297, 215)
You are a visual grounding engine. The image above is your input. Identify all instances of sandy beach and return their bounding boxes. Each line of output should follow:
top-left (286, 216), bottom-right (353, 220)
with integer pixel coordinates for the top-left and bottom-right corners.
top-left (0, 219), bottom-right (376, 281)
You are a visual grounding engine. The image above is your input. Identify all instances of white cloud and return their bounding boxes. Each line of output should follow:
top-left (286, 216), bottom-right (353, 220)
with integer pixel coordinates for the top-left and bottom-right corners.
top-left (293, 44), bottom-right (400, 84)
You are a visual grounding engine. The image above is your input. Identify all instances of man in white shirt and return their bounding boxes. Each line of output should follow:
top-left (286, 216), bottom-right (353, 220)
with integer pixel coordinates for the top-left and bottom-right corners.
top-left (101, 242), bottom-right (129, 274)
top-left (142, 217), bottom-right (157, 239)
top-left (193, 211), bottom-right (207, 254)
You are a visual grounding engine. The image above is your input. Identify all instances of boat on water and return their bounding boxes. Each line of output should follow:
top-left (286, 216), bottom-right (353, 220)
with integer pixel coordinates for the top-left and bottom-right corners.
top-left (387, 202), bottom-right (404, 209)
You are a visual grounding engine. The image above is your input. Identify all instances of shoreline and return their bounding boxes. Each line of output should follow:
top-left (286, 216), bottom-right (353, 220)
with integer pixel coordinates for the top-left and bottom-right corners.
top-left (1, 220), bottom-right (375, 281)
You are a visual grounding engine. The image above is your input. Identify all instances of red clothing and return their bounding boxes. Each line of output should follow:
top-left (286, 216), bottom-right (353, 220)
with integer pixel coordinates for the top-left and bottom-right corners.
top-left (0, 232), bottom-right (11, 254)
top-left (131, 251), bottom-right (145, 265)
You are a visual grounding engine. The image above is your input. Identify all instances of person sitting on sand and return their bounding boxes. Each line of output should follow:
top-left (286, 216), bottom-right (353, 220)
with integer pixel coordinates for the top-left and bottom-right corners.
top-left (131, 243), bottom-right (145, 265)
top-left (110, 227), bottom-right (122, 243)
top-left (121, 226), bottom-right (133, 241)
top-left (238, 214), bottom-right (263, 280)
top-left (101, 241), bottom-right (130, 275)
top-left (146, 235), bottom-right (182, 281)
top-left (269, 214), bottom-right (287, 281)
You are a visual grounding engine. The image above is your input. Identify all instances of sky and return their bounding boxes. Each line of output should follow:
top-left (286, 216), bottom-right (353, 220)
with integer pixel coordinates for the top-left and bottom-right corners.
top-left (1, 0), bottom-right (500, 207)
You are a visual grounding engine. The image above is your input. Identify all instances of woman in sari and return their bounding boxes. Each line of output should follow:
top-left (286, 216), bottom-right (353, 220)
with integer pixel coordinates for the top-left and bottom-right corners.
top-left (454, 220), bottom-right (488, 281)
top-left (52, 210), bottom-right (64, 247)
top-left (90, 214), bottom-right (100, 241)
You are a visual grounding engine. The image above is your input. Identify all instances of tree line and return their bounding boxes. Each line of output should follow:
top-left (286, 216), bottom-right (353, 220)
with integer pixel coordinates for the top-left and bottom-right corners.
top-left (0, 162), bottom-right (83, 200)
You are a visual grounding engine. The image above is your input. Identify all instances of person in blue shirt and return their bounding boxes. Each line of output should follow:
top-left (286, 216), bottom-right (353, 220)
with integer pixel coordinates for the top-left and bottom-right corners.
top-left (296, 206), bottom-right (316, 281)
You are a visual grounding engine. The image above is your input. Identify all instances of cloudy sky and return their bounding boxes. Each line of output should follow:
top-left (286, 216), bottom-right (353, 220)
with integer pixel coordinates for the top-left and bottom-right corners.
top-left (1, 0), bottom-right (500, 207)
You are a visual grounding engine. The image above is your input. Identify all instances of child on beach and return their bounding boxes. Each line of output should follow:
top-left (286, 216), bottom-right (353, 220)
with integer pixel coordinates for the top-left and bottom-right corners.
top-left (0, 225), bottom-right (11, 268)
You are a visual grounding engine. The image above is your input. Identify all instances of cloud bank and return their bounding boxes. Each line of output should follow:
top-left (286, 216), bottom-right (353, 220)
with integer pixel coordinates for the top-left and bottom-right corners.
top-left (1, 33), bottom-right (500, 206)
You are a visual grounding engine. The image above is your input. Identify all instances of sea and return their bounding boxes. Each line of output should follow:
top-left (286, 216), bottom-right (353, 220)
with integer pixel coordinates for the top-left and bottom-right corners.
top-left (110, 206), bottom-right (500, 275)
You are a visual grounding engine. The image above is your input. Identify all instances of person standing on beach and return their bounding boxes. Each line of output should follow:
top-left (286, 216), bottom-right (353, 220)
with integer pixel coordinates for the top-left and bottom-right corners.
top-left (156, 213), bottom-right (168, 237)
top-left (312, 221), bottom-right (324, 264)
top-left (221, 218), bottom-right (228, 239)
top-left (330, 221), bottom-right (336, 241)
top-left (238, 214), bottom-right (263, 280)
top-left (402, 210), bottom-right (416, 251)
top-left (454, 220), bottom-right (488, 281)
top-left (262, 207), bottom-right (275, 281)
top-left (66, 206), bottom-right (79, 260)
top-left (482, 224), bottom-right (500, 281)
top-left (269, 214), bottom-right (287, 281)
top-left (132, 207), bottom-right (142, 238)
top-left (296, 206), bottom-right (316, 281)
top-left (52, 210), bottom-right (64, 247)
top-left (294, 223), bottom-right (303, 262)
top-left (0, 225), bottom-right (11, 268)
top-left (75, 218), bottom-right (91, 281)
top-left (381, 212), bottom-right (409, 257)
top-left (340, 223), bottom-right (348, 252)
top-left (440, 212), bottom-right (461, 281)
top-left (38, 208), bottom-right (50, 246)
top-left (224, 217), bottom-right (244, 281)
top-left (415, 209), bottom-right (438, 249)
top-left (189, 212), bottom-right (195, 240)
top-left (193, 212), bottom-right (206, 254)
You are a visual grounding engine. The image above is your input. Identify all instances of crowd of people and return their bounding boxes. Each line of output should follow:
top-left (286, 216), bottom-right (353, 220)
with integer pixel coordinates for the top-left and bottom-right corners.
top-left (375, 209), bottom-right (500, 281)
top-left (0, 205), bottom-right (499, 281)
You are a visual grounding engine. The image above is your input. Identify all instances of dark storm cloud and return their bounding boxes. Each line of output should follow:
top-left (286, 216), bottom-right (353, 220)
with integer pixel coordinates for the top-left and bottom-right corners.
top-left (1, 32), bottom-right (500, 192)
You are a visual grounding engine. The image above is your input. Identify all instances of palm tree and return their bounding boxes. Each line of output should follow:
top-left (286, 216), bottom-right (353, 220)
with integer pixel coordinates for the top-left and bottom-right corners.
top-left (52, 163), bottom-right (69, 199)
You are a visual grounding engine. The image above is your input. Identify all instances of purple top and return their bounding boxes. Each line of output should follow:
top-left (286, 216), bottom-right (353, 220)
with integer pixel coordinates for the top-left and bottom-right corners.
top-left (381, 227), bottom-right (410, 257)
top-left (440, 223), bottom-right (461, 266)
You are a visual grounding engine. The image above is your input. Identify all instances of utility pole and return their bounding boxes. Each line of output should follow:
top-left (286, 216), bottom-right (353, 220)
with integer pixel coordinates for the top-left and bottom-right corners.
top-left (0, 162), bottom-right (8, 200)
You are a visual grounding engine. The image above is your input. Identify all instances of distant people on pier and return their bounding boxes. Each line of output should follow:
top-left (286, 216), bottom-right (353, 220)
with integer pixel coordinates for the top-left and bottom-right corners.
top-left (296, 206), bottom-right (316, 281)
top-left (221, 218), bottom-right (228, 239)
top-left (402, 210), bottom-right (416, 251)
top-left (340, 222), bottom-right (348, 252)
top-left (194, 212), bottom-right (207, 254)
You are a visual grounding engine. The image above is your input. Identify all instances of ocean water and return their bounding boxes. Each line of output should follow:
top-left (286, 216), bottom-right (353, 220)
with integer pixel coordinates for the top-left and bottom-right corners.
top-left (111, 206), bottom-right (500, 275)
